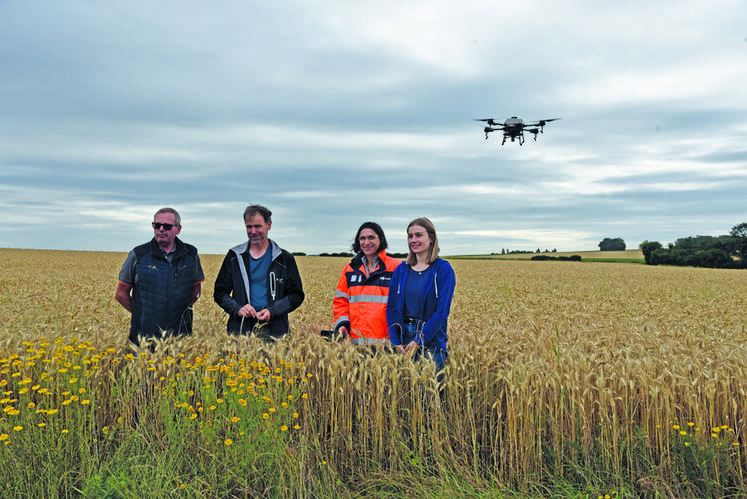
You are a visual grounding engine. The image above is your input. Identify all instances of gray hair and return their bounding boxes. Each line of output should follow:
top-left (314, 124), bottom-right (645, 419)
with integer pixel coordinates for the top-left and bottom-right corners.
top-left (154, 207), bottom-right (181, 226)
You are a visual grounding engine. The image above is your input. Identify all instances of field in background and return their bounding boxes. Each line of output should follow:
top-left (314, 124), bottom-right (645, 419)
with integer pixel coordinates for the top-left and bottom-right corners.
top-left (1, 248), bottom-right (746, 497)
top-left (452, 249), bottom-right (645, 262)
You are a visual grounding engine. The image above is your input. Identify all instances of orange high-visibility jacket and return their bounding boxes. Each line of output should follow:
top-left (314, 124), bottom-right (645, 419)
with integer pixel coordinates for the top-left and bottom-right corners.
top-left (333, 250), bottom-right (401, 344)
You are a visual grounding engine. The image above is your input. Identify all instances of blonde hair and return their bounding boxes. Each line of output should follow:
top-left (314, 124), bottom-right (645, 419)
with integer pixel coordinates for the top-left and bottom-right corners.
top-left (406, 217), bottom-right (440, 266)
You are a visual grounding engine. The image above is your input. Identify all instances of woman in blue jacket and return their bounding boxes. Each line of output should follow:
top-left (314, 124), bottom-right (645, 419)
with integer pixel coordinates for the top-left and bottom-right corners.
top-left (386, 217), bottom-right (456, 376)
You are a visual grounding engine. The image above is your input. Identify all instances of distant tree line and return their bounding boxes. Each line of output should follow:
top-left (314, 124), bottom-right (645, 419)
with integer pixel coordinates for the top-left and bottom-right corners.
top-left (639, 223), bottom-right (747, 269)
top-left (531, 254), bottom-right (582, 262)
top-left (491, 248), bottom-right (558, 255)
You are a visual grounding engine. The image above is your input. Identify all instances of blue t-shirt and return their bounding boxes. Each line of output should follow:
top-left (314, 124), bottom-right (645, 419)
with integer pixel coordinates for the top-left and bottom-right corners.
top-left (249, 248), bottom-right (272, 310)
top-left (403, 265), bottom-right (433, 318)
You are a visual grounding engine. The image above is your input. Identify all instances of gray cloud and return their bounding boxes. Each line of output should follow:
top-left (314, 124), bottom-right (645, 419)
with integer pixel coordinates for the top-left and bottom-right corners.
top-left (1, 0), bottom-right (746, 257)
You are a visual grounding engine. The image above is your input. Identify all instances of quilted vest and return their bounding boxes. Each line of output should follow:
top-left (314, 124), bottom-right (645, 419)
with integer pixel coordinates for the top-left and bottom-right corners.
top-left (129, 239), bottom-right (199, 343)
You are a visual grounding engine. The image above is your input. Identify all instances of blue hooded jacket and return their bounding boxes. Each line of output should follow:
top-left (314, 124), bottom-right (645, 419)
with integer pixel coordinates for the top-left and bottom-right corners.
top-left (386, 258), bottom-right (455, 352)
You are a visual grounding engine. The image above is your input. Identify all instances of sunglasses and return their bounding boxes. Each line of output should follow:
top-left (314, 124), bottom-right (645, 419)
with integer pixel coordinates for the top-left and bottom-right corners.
top-left (152, 222), bottom-right (176, 230)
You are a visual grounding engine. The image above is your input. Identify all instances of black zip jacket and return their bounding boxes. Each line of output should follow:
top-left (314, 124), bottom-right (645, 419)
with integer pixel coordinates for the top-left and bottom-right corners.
top-left (213, 239), bottom-right (304, 339)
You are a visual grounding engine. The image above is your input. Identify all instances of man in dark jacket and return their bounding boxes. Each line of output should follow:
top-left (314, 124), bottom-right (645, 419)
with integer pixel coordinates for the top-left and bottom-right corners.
top-left (115, 207), bottom-right (205, 345)
top-left (213, 204), bottom-right (304, 340)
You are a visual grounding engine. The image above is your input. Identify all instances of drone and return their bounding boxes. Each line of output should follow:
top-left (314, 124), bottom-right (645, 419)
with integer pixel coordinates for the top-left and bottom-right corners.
top-left (474, 116), bottom-right (561, 145)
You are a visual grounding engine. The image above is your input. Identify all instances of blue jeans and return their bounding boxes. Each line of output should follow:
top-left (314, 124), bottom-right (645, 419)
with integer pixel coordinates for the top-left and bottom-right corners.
top-left (400, 322), bottom-right (448, 375)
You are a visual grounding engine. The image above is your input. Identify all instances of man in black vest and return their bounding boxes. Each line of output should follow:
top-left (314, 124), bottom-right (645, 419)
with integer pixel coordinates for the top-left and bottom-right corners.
top-left (115, 207), bottom-right (205, 346)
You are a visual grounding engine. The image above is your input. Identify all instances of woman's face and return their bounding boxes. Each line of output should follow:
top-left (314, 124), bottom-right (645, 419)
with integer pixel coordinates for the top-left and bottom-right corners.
top-left (359, 228), bottom-right (380, 258)
top-left (407, 224), bottom-right (432, 257)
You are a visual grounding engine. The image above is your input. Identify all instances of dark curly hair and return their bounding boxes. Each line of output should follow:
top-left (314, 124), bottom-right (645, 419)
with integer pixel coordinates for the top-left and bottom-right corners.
top-left (352, 221), bottom-right (388, 254)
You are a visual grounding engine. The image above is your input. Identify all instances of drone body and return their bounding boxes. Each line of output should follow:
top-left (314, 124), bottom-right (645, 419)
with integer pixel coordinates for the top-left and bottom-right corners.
top-left (475, 116), bottom-right (560, 145)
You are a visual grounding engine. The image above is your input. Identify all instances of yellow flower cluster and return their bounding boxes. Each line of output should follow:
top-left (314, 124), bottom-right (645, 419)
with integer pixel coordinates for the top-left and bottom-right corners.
top-left (669, 421), bottom-right (739, 449)
top-left (0, 338), bottom-right (111, 444)
top-left (152, 352), bottom-right (309, 448)
top-left (1, 336), bottom-right (311, 450)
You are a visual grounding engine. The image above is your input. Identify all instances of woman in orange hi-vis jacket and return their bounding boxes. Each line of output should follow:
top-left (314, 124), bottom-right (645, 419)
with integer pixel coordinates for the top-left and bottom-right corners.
top-left (333, 222), bottom-right (401, 345)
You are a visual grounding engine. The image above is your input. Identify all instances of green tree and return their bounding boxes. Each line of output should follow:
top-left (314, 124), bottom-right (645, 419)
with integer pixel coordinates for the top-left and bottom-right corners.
top-left (639, 241), bottom-right (662, 265)
top-left (598, 237), bottom-right (626, 251)
top-left (730, 222), bottom-right (747, 264)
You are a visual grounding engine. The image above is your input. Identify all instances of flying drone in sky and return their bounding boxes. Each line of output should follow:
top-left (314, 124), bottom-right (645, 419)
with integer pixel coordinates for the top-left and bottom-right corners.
top-left (474, 116), bottom-right (561, 145)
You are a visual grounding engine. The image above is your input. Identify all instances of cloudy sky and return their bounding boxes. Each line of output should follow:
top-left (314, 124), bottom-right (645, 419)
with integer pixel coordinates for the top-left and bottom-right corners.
top-left (2, 1), bottom-right (746, 256)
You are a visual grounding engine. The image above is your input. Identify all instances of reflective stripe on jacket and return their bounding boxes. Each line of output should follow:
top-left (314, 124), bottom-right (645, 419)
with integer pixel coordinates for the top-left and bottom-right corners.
top-left (333, 250), bottom-right (401, 343)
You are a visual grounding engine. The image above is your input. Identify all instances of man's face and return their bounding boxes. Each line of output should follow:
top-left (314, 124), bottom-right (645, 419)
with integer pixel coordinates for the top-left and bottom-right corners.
top-left (245, 213), bottom-right (271, 247)
top-left (153, 212), bottom-right (181, 249)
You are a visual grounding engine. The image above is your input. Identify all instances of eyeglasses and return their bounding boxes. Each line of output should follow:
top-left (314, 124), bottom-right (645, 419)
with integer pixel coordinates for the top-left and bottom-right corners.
top-left (152, 222), bottom-right (176, 230)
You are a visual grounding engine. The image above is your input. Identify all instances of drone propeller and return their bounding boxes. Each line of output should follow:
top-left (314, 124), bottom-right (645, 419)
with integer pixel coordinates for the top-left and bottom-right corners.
top-left (523, 117), bottom-right (561, 133)
top-left (475, 118), bottom-right (499, 126)
top-left (537, 118), bottom-right (561, 126)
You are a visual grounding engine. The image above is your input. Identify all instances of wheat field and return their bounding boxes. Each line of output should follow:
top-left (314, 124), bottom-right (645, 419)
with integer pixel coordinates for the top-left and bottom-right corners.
top-left (1, 248), bottom-right (746, 497)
